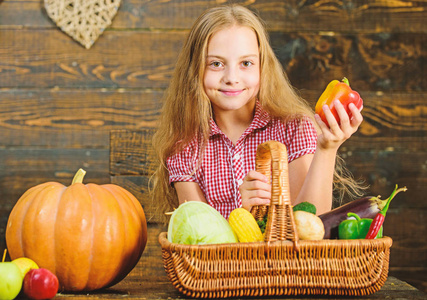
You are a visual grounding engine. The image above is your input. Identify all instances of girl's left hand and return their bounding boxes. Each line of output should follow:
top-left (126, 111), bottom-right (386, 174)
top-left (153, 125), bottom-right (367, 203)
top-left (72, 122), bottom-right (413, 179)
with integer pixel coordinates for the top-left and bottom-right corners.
top-left (315, 100), bottom-right (363, 150)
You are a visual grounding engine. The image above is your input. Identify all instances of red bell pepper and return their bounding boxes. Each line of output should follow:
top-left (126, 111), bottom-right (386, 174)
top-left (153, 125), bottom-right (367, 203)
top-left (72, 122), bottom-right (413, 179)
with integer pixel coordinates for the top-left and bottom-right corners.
top-left (365, 185), bottom-right (407, 239)
top-left (315, 77), bottom-right (363, 126)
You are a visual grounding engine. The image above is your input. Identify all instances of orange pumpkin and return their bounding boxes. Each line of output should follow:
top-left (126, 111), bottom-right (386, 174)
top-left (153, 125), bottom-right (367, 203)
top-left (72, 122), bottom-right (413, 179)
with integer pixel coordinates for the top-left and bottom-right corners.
top-left (6, 169), bottom-right (147, 292)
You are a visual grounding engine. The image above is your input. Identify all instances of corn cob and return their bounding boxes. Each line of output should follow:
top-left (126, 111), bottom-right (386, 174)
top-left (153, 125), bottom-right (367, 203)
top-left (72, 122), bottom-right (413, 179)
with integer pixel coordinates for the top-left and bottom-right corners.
top-left (228, 208), bottom-right (264, 242)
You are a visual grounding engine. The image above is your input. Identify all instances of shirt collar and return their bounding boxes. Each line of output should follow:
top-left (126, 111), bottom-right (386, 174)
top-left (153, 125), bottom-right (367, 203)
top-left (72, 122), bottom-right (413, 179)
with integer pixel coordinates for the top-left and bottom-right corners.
top-left (209, 101), bottom-right (271, 137)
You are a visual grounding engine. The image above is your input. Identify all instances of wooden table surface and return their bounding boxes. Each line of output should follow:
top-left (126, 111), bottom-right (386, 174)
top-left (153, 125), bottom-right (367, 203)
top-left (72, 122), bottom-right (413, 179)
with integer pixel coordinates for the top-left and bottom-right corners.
top-left (49, 276), bottom-right (425, 300)
top-left (16, 225), bottom-right (427, 300)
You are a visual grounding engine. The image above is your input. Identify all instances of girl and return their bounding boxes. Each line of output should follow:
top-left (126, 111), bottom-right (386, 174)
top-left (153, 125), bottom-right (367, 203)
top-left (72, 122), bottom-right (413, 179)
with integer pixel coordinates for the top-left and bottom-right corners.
top-left (152, 5), bottom-right (364, 220)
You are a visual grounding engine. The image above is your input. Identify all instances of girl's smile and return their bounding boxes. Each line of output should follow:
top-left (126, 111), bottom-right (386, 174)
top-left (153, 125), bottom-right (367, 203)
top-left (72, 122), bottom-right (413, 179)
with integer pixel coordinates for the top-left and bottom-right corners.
top-left (220, 89), bottom-right (244, 97)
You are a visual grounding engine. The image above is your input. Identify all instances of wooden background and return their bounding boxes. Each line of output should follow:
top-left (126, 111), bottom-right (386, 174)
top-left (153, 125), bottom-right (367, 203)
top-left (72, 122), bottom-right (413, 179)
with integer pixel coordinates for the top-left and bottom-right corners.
top-left (1, 0), bottom-right (426, 293)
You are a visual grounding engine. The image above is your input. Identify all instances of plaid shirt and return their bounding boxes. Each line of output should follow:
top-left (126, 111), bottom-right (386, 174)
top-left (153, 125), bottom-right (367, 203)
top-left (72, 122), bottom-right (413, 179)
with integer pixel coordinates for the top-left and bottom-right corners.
top-left (167, 102), bottom-right (317, 219)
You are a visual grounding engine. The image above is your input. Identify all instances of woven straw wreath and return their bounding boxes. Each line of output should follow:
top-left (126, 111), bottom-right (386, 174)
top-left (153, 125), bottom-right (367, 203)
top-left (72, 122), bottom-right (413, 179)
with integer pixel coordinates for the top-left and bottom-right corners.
top-left (44, 0), bottom-right (121, 49)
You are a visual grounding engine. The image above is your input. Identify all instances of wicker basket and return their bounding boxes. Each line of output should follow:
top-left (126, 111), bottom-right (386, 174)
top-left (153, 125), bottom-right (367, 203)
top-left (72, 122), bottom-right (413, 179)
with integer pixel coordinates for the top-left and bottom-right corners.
top-left (159, 141), bottom-right (392, 298)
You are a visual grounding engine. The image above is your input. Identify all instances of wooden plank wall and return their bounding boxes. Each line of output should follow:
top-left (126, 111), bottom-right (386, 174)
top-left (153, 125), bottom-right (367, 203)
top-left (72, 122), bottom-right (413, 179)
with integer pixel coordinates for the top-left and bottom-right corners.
top-left (1, 0), bottom-right (426, 292)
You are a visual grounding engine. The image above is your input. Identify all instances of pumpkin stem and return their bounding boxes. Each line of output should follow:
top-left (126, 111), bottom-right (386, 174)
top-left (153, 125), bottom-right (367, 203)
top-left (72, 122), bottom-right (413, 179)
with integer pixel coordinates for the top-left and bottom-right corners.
top-left (72, 168), bottom-right (87, 184)
top-left (2, 249), bottom-right (6, 262)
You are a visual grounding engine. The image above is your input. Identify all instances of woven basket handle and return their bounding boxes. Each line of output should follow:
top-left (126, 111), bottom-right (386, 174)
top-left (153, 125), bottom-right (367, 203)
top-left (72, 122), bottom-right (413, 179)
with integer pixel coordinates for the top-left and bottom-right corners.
top-left (255, 141), bottom-right (299, 247)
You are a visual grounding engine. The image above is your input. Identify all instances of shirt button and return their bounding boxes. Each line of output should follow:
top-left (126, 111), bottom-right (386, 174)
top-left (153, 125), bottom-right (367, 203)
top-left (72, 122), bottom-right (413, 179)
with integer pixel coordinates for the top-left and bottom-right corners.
top-left (234, 154), bottom-right (240, 160)
top-left (237, 179), bottom-right (243, 185)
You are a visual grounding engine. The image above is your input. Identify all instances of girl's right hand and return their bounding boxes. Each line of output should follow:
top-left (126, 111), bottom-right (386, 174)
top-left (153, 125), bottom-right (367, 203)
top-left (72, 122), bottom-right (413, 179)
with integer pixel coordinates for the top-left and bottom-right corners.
top-left (239, 170), bottom-right (271, 211)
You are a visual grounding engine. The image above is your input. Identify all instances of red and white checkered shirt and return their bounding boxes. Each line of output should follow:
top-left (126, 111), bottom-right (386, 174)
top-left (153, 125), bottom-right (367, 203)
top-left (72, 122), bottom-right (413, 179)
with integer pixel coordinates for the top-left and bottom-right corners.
top-left (167, 102), bottom-right (318, 219)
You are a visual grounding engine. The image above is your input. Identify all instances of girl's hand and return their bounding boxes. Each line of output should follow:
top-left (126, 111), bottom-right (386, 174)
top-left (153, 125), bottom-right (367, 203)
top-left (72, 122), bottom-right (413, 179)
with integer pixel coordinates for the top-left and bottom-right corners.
top-left (315, 100), bottom-right (363, 150)
top-left (239, 170), bottom-right (271, 211)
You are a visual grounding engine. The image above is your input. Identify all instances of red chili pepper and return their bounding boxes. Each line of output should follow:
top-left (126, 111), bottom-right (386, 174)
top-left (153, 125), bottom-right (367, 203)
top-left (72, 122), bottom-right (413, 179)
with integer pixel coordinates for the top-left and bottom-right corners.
top-left (365, 185), bottom-right (407, 239)
top-left (315, 77), bottom-right (363, 126)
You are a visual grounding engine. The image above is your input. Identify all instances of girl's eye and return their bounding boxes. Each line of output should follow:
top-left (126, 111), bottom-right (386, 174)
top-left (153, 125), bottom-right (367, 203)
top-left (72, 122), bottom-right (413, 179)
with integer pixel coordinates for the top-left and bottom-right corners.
top-left (242, 61), bottom-right (253, 67)
top-left (210, 61), bottom-right (223, 68)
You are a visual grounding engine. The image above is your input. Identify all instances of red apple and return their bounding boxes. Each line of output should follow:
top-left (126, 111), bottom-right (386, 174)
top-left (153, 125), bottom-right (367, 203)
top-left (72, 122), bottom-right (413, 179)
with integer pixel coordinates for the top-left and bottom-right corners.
top-left (23, 268), bottom-right (59, 300)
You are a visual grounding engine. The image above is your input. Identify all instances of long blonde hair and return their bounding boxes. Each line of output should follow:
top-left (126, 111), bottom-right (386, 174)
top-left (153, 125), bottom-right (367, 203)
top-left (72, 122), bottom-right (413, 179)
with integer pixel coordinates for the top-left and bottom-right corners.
top-left (151, 5), bottom-right (365, 220)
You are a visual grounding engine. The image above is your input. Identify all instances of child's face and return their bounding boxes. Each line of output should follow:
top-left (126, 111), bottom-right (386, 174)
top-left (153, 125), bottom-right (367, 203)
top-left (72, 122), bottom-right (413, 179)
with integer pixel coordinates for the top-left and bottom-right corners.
top-left (204, 25), bottom-right (260, 116)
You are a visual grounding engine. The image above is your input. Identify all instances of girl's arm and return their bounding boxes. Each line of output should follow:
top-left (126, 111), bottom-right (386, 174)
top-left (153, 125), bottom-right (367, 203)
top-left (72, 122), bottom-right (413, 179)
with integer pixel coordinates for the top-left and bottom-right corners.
top-left (290, 100), bottom-right (363, 214)
top-left (174, 181), bottom-right (208, 205)
top-left (240, 100), bottom-right (363, 215)
top-left (288, 149), bottom-right (334, 214)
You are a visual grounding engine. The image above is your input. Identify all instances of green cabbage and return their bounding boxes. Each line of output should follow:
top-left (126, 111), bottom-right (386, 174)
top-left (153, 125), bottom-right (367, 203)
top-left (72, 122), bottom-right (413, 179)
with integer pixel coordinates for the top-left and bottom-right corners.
top-left (167, 201), bottom-right (238, 245)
